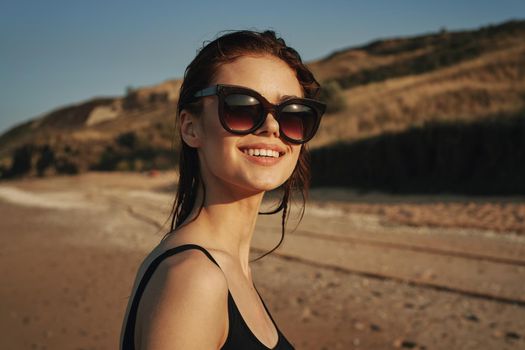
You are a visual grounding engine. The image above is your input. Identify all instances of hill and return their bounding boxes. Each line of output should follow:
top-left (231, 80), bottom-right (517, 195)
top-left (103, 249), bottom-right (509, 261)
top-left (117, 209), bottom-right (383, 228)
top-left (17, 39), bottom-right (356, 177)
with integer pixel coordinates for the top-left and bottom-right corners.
top-left (0, 80), bottom-right (181, 176)
top-left (1, 19), bottom-right (524, 194)
top-left (307, 19), bottom-right (525, 148)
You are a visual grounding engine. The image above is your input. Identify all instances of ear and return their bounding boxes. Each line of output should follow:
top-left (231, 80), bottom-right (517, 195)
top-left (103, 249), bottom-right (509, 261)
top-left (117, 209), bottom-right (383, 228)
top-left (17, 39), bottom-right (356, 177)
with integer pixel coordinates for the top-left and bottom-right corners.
top-left (179, 109), bottom-right (202, 148)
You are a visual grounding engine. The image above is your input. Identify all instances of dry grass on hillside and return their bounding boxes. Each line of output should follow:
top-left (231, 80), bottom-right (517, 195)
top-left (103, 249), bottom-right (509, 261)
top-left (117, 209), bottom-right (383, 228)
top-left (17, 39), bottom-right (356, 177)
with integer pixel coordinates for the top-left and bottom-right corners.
top-left (310, 44), bottom-right (525, 149)
top-left (308, 25), bottom-right (524, 82)
top-left (308, 46), bottom-right (435, 80)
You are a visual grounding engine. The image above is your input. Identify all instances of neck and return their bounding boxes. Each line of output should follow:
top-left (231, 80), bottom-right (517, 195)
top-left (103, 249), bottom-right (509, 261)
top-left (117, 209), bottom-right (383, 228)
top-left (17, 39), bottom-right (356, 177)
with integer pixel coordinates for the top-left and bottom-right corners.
top-left (178, 178), bottom-right (265, 279)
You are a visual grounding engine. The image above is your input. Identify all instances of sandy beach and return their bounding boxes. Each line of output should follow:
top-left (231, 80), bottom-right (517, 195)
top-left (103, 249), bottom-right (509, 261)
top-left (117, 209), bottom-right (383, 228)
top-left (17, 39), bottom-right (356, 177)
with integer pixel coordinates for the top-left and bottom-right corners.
top-left (0, 171), bottom-right (524, 350)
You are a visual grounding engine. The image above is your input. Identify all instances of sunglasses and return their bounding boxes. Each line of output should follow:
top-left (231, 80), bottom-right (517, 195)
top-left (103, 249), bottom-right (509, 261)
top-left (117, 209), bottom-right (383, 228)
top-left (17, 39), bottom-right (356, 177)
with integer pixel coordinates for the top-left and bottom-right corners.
top-left (189, 84), bottom-right (326, 144)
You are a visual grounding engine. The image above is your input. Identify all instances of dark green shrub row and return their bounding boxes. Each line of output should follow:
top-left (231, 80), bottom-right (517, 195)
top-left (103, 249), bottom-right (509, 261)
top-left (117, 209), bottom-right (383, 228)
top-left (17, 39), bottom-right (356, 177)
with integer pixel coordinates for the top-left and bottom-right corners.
top-left (1, 144), bottom-right (79, 178)
top-left (93, 131), bottom-right (177, 171)
top-left (310, 113), bottom-right (525, 195)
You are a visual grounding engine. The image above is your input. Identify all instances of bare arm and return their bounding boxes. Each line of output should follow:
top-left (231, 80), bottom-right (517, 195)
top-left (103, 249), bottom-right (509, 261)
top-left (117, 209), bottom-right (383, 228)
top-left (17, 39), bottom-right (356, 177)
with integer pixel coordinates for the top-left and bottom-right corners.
top-left (135, 250), bottom-right (229, 350)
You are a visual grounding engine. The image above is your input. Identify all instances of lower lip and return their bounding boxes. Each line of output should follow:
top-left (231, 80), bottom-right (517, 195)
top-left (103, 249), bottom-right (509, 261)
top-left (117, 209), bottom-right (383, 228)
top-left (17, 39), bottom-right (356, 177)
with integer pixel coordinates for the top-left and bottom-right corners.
top-left (239, 149), bottom-right (284, 166)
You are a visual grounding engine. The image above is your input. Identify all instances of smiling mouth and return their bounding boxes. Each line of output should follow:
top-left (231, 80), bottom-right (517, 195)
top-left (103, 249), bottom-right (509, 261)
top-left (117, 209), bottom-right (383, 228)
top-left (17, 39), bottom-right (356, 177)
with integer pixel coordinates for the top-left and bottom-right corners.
top-left (238, 147), bottom-right (285, 158)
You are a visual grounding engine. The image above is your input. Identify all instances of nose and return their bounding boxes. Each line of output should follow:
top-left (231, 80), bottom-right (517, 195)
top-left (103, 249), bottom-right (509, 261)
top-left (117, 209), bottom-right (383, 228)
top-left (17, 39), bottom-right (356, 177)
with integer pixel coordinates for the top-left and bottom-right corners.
top-left (254, 112), bottom-right (280, 138)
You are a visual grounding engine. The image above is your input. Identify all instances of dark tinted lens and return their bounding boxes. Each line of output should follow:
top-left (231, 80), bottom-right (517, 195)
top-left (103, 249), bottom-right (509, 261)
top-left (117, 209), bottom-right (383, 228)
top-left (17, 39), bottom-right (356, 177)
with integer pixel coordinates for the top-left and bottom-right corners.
top-left (223, 94), bottom-right (262, 131)
top-left (280, 104), bottom-right (317, 141)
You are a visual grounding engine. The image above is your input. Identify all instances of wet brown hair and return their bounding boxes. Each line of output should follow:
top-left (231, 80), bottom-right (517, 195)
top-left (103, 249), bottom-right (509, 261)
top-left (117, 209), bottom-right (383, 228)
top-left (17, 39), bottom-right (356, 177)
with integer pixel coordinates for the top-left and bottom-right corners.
top-left (165, 30), bottom-right (321, 262)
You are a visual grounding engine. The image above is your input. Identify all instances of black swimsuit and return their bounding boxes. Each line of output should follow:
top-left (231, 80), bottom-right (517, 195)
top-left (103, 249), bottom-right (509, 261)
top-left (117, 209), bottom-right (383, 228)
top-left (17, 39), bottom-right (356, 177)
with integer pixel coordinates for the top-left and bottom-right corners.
top-left (122, 244), bottom-right (295, 349)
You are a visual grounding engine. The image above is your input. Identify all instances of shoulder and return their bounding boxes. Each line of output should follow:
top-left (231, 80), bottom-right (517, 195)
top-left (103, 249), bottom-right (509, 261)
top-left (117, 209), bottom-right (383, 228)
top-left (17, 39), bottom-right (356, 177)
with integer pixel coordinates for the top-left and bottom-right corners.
top-left (158, 247), bottom-right (225, 280)
top-left (146, 248), bottom-right (228, 306)
top-left (136, 248), bottom-right (229, 349)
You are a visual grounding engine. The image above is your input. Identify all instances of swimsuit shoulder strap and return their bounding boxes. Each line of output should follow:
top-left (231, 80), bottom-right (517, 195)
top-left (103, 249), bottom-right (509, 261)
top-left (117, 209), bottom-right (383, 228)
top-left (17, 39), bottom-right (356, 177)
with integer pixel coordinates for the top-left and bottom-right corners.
top-left (159, 243), bottom-right (221, 268)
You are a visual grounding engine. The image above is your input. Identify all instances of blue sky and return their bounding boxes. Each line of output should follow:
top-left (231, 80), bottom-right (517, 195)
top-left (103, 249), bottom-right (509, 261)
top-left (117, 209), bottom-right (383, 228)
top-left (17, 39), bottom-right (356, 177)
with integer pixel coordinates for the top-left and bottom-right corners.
top-left (1, 0), bottom-right (524, 134)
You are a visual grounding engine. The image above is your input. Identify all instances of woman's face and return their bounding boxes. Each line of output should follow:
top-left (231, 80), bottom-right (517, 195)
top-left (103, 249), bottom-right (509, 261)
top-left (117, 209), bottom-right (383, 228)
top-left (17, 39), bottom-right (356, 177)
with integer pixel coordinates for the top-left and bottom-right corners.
top-left (184, 54), bottom-right (304, 196)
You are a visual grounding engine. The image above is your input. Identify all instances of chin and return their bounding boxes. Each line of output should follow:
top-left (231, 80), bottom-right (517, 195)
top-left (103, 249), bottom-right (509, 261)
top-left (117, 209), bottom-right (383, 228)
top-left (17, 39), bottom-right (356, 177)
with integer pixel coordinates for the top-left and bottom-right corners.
top-left (246, 178), bottom-right (285, 193)
top-left (235, 178), bottom-right (286, 192)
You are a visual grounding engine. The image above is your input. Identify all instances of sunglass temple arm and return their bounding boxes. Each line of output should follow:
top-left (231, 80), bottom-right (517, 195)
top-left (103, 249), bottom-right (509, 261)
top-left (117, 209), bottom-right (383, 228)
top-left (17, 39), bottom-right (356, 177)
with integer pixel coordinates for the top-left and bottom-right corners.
top-left (194, 86), bottom-right (219, 98)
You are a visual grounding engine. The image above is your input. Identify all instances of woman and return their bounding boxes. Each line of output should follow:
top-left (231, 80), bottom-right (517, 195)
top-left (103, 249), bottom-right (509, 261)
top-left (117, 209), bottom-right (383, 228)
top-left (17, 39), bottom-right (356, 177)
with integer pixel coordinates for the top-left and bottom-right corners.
top-left (120, 30), bottom-right (326, 350)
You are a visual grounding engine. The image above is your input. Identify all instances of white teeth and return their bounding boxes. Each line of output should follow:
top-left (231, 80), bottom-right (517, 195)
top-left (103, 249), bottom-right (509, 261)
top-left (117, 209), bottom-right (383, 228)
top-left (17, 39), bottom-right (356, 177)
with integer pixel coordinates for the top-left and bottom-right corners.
top-left (242, 148), bottom-right (281, 158)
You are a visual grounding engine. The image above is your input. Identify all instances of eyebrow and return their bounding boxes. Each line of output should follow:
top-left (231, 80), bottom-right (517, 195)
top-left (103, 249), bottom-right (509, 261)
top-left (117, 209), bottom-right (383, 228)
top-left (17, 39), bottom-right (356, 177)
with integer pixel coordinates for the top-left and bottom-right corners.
top-left (279, 94), bottom-right (301, 102)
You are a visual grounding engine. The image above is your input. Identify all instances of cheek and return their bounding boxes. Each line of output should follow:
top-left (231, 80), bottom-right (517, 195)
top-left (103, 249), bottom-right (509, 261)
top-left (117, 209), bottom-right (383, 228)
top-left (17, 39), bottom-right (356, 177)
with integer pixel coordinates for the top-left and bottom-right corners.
top-left (198, 134), bottom-right (236, 174)
top-left (291, 146), bottom-right (302, 164)
top-left (199, 111), bottom-right (232, 156)
top-left (283, 146), bottom-right (303, 179)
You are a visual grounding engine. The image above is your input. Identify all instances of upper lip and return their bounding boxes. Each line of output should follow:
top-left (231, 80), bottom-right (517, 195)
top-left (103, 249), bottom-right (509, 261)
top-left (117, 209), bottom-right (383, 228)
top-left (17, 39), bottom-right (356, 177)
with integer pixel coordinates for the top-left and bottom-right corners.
top-left (238, 143), bottom-right (286, 155)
